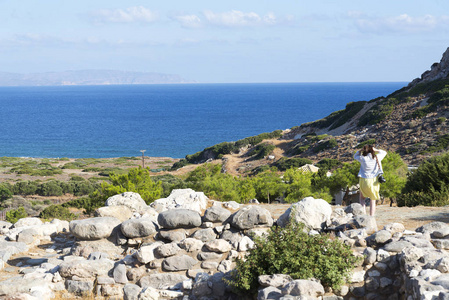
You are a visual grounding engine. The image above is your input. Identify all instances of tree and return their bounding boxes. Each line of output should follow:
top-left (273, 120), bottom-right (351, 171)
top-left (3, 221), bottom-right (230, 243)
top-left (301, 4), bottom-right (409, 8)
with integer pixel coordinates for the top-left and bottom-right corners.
top-left (380, 152), bottom-right (407, 201)
top-left (6, 207), bottom-right (27, 224)
top-left (0, 183), bottom-right (13, 202)
top-left (398, 152), bottom-right (449, 206)
top-left (89, 167), bottom-right (163, 211)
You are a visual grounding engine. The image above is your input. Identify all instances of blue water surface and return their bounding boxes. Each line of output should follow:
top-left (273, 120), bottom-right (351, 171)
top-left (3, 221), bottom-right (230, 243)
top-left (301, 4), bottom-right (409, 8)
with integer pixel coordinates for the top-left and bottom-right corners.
top-left (0, 82), bottom-right (406, 158)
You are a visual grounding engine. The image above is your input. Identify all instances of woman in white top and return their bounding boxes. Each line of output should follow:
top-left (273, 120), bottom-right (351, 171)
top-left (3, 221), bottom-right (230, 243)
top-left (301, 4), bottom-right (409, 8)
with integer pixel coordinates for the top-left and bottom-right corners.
top-left (353, 145), bottom-right (387, 216)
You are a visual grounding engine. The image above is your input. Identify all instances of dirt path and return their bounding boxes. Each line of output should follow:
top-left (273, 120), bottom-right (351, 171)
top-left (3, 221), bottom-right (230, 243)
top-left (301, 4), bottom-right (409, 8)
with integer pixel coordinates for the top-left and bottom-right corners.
top-left (257, 203), bottom-right (449, 231)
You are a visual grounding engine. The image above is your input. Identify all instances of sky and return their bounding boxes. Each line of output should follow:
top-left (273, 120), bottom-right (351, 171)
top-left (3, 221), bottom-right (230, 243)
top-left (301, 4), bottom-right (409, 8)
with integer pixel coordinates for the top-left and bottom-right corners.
top-left (1, 0), bottom-right (449, 83)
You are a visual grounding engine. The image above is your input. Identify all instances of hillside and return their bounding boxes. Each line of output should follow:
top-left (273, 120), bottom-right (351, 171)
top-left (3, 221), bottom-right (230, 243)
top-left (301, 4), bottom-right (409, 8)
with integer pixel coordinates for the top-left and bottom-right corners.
top-left (0, 70), bottom-right (196, 86)
top-left (174, 47), bottom-right (449, 174)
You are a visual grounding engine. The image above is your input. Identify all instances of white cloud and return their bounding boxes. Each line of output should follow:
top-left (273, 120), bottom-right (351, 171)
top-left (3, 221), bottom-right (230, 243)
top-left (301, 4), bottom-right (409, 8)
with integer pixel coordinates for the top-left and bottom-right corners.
top-left (90, 6), bottom-right (158, 24)
top-left (203, 10), bottom-right (277, 27)
top-left (349, 13), bottom-right (449, 34)
top-left (173, 14), bottom-right (202, 28)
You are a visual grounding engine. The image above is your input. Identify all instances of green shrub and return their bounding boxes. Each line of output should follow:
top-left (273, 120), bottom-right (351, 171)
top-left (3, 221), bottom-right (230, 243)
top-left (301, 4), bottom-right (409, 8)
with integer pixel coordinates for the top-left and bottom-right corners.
top-left (40, 205), bottom-right (76, 221)
top-left (170, 159), bottom-right (189, 170)
top-left (88, 167), bottom-right (163, 213)
top-left (358, 98), bottom-right (395, 126)
top-left (289, 145), bottom-right (310, 155)
top-left (13, 181), bottom-right (39, 196)
top-left (438, 117), bottom-right (447, 125)
top-left (312, 139), bottom-right (337, 153)
top-left (0, 184), bottom-right (13, 202)
top-left (304, 101), bottom-right (366, 130)
top-left (37, 181), bottom-right (63, 196)
top-left (249, 143), bottom-right (276, 160)
top-left (226, 221), bottom-right (360, 295)
top-left (6, 207), bottom-right (27, 223)
top-left (185, 130), bottom-right (283, 163)
top-left (316, 158), bottom-right (342, 171)
top-left (274, 157), bottom-right (313, 171)
top-left (398, 152), bottom-right (449, 206)
top-left (424, 134), bottom-right (449, 153)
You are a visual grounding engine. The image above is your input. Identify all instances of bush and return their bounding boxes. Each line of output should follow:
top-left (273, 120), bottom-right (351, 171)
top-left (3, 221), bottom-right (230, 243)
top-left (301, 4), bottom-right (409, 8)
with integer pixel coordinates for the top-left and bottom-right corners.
top-left (88, 167), bottom-right (163, 213)
top-left (37, 181), bottom-right (63, 196)
top-left (315, 158), bottom-right (342, 171)
top-left (249, 143), bottom-right (276, 160)
top-left (185, 130), bottom-right (283, 163)
top-left (398, 152), bottom-right (449, 206)
top-left (226, 221), bottom-right (360, 295)
top-left (6, 207), bottom-right (27, 223)
top-left (274, 157), bottom-right (313, 171)
top-left (0, 184), bottom-right (13, 202)
top-left (40, 205), bottom-right (76, 221)
top-left (170, 159), bottom-right (189, 170)
top-left (312, 139), bottom-right (337, 153)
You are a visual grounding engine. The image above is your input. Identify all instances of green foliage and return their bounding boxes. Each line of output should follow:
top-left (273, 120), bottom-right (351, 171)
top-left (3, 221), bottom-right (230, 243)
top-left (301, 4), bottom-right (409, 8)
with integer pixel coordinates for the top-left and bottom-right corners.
top-left (9, 161), bottom-right (63, 176)
top-left (37, 181), bottom-right (63, 196)
top-left (304, 101), bottom-right (366, 130)
top-left (316, 158), bottom-right (342, 171)
top-left (358, 98), bottom-right (397, 126)
top-left (0, 183), bottom-right (13, 202)
top-left (356, 139), bottom-right (376, 148)
top-left (380, 152), bottom-right (407, 200)
top-left (226, 221), bottom-right (360, 295)
top-left (283, 168), bottom-right (331, 203)
top-left (151, 174), bottom-right (187, 197)
top-left (185, 130), bottom-right (283, 163)
top-left (289, 144), bottom-right (310, 155)
top-left (170, 159), bottom-right (190, 170)
top-left (249, 168), bottom-right (285, 203)
top-left (89, 167), bottom-right (163, 213)
top-left (274, 157), bottom-right (313, 171)
top-left (40, 205), bottom-right (76, 221)
top-left (6, 207), bottom-right (27, 224)
top-left (184, 164), bottom-right (254, 203)
top-left (438, 117), bottom-right (447, 125)
top-left (398, 152), bottom-right (449, 206)
top-left (312, 139), bottom-right (337, 153)
top-left (313, 161), bottom-right (360, 195)
top-left (13, 181), bottom-right (39, 196)
top-left (424, 134), bottom-right (449, 153)
top-left (249, 143), bottom-right (276, 160)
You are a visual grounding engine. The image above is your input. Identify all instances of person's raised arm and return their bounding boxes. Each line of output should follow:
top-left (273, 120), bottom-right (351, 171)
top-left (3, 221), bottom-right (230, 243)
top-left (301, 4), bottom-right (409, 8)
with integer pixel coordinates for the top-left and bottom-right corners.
top-left (374, 148), bottom-right (387, 160)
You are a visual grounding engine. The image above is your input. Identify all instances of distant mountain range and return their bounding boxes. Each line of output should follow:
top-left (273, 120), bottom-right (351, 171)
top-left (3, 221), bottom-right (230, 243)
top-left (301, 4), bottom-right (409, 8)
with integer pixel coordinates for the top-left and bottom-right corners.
top-left (0, 70), bottom-right (196, 86)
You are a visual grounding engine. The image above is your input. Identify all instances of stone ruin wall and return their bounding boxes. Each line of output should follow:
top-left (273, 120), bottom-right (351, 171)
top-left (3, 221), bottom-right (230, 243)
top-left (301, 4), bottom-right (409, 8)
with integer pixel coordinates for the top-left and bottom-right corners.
top-left (1, 189), bottom-right (449, 299)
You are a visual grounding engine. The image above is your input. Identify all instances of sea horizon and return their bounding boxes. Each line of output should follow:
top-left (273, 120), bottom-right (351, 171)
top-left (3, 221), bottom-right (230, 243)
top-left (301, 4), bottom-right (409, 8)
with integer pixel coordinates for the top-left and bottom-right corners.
top-left (0, 82), bottom-right (407, 159)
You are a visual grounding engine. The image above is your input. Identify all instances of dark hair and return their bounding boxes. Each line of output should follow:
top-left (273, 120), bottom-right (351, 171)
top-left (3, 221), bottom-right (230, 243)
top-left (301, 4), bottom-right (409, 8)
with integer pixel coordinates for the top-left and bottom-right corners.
top-left (361, 145), bottom-right (376, 159)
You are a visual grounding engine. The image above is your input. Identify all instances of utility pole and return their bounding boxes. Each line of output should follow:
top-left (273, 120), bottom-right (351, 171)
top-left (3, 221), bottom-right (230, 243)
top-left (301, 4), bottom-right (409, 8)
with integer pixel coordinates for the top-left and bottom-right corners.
top-left (140, 150), bottom-right (146, 168)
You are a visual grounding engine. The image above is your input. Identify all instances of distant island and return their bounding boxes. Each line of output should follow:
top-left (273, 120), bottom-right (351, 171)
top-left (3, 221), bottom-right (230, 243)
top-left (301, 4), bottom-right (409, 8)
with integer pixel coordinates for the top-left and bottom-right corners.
top-left (0, 70), bottom-right (196, 86)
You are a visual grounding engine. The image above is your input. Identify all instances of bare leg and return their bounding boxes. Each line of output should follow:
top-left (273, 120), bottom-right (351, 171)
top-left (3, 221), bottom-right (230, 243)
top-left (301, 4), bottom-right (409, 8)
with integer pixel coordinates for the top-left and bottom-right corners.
top-left (370, 199), bottom-right (376, 216)
top-left (359, 192), bottom-right (367, 215)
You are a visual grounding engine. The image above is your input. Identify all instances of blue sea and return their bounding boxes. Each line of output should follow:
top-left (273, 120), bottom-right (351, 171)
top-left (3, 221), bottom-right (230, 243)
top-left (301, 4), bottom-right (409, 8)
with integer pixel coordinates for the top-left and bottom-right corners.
top-left (0, 82), bottom-right (406, 158)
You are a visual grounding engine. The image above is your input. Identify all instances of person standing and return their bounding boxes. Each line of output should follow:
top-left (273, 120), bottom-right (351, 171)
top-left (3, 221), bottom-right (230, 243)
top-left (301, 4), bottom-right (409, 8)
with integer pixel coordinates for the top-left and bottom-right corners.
top-left (354, 145), bottom-right (387, 216)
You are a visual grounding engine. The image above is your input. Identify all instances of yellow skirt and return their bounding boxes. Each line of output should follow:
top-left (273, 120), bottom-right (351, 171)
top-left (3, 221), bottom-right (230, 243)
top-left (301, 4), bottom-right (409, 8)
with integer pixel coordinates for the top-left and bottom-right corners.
top-left (359, 177), bottom-right (380, 200)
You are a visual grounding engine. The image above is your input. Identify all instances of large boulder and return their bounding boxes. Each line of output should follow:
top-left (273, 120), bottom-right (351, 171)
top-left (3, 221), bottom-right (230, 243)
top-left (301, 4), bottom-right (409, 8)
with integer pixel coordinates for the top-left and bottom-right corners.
top-left (95, 205), bottom-right (133, 222)
top-left (151, 189), bottom-right (209, 214)
top-left (138, 273), bottom-right (188, 289)
top-left (203, 206), bottom-right (232, 223)
top-left (59, 258), bottom-right (115, 278)
top-left (158, 209), bottom-right (202, 229)
top-left (281, 279), bottom-right (325, 297)
top-left (162, 255), bottom-right (198, 271)
top-left (105, 192), bottom-right (147, 213)
top-left (120, 218), bottom-right (157, 238)
top-left (69, 217), bottom-right (121, 240)
top-left (228, 206), bottom-right (273, 230)
top-left (277, 197), bottom-right (332, 230)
